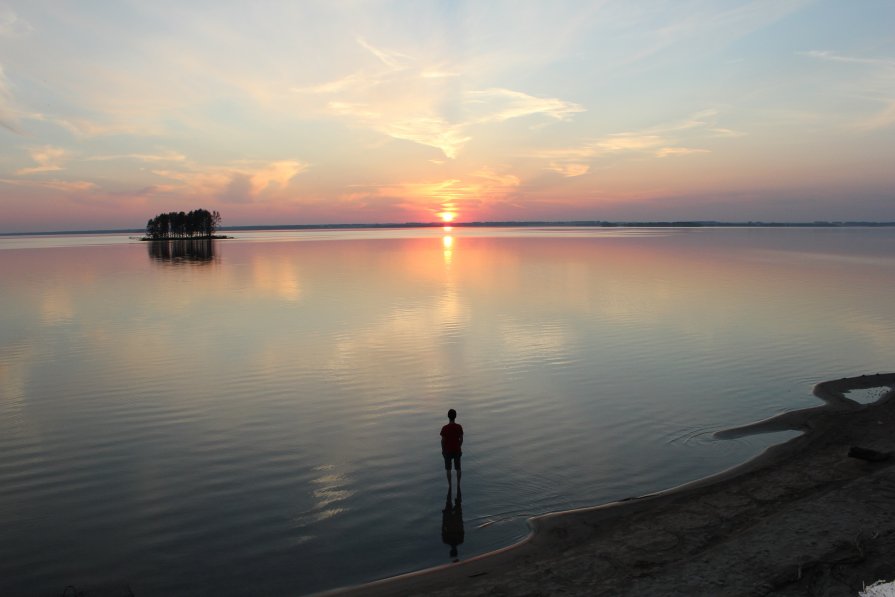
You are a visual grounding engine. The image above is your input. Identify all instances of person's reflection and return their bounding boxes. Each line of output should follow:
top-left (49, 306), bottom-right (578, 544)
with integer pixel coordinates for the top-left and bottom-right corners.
top-left (441, 489), bottom-right (464, 561)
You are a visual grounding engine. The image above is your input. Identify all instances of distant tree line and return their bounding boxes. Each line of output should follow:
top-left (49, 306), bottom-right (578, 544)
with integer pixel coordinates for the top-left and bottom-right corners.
top-left (145, 209), bottom-right (221, 240)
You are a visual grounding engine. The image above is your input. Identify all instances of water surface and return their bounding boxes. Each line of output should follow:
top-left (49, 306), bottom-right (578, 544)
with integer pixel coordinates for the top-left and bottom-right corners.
top-left (2, 227), bottom-right (894, 595)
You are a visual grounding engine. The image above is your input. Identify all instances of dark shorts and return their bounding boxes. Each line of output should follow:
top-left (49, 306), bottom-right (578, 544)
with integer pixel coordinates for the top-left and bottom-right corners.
top-left (443, 451), bottom-right (462, 471)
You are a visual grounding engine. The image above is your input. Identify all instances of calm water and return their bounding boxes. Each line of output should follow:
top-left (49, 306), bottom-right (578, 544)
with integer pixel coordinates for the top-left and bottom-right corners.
top-left (2, 227), bottom-right (894, 596)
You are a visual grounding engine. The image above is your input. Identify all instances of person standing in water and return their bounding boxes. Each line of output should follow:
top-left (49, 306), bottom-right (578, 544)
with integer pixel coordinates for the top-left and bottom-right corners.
top-left (440, 409), bottom-right (463, 490)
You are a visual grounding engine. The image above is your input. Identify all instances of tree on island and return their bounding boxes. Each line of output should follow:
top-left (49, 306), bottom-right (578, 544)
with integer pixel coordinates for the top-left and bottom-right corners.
top-left (144, 209), bottom-right (222, 240)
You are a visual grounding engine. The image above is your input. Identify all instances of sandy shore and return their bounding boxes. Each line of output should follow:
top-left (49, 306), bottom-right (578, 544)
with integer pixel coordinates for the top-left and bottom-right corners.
top-left (327, 373), bottom-right (895, 596)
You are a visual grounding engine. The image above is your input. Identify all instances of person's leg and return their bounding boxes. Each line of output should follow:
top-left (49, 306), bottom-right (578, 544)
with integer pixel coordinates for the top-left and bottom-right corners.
top-left (444, 454), bottom-right (452, 488)
top-left (455, 455), bottom-right (461, 487)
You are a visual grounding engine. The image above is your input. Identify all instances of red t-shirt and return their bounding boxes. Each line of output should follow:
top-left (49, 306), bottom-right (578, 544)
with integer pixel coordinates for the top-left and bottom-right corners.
top-left (440, 422), bottom-right (464, 453)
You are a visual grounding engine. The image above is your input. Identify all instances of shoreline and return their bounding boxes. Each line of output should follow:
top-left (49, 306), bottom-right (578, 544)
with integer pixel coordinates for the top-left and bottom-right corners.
top-left (326, 373), bottom-right (895, 596)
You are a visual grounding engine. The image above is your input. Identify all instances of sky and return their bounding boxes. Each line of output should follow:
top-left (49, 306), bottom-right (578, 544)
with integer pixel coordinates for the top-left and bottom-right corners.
top-left (0, 0), bottom-right (894, 232)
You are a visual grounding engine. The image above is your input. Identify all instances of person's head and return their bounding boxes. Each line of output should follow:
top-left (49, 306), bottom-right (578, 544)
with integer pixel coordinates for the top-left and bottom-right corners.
top-left (448, 408), bottom-right (457, 422)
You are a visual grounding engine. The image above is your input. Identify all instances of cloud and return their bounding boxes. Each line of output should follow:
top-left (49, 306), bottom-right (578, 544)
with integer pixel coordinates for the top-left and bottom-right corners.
top-left (800, 50), bottom-right (895, 68)
top-left (465, 88), bottom-right (584, 124)
top-left (250, 160), bottom-right (306, 194)
top-left (36, 180), bottom-right (97, 192)
top-left (597, 133), bottom-right (665, 153)
top-left (53, 116), bottom-right (164, 138)
top-left (86, 151), bottom-right (188, 163)
top-left (656, 147), bottom-right (710, 158)
top-left (802, 50), bottom-right (895, 131)
top-left (627, 0), bottom-right (811, 66)
top-left (710, 127), bottom-right (746, 138)
top-left (293, 38), bottom-right (583, 158)
top-left (0, 6), bottom-right (31, 37)
top-left (345, 168), bottom-right (521, 218)
top-left (18, 146), bottom-right (69, 175)
top-left (219, 172), bottom-right (254, 204)
top-left (547, 163), bottom-right (590, 177)
top-left (357, 37), bottom-right (411, 71)
top-left (532, 109), bottom-right (727, 172)
top-left (856, 100), bottom-right (895, 131)
top-left (472, 167), bottom-right (521, 188)
top-left (0, 63), bottom-right (22, 134)
top-left (0, 177), bottom-right (96, 192)
top-left (379, 117), bottom-right (471, 160)
top-left (151, 159), bottom-right (307, 202)
top-left (562, 134), bottom-right (710, 159)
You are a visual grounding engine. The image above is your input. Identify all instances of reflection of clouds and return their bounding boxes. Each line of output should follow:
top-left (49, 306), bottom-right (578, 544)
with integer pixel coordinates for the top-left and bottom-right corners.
top-left (40, 287), bottom-right (75, 325)
top-left (843, 318), bottom-right (895, 356)
top-left (0, 342), bottom-right (31, 423)
top-left (251, 254), bottom-right (303, 302)
top-left (295, 464), bottom-right (354, 528)
top-left (495, 318), bottom-right (571, 362)
top-left (313, 486), bottom-right (354, 509)
top-left (325, 244), bottom-right (468, 391)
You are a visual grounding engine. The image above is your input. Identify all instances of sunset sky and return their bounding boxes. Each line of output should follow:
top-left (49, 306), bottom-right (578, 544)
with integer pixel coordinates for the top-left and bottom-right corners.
top-left (1, 0), bottom-right (894, 232)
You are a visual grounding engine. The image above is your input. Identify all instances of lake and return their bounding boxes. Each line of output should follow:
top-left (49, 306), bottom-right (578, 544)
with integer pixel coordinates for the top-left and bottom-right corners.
top-left (2, 227), bottom-right (894, 596)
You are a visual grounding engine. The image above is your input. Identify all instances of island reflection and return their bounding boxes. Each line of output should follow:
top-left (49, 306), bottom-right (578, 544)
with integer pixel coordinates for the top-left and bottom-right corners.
top-left (147, 238), bottom-right (217, 264)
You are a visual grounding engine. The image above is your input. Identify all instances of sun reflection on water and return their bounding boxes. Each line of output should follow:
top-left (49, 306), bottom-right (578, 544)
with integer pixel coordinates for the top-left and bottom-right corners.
top-left (442, 234), bottom-right (454, 265)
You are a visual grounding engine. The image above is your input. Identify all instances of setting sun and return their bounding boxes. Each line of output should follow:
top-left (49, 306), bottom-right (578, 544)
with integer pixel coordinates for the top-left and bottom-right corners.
top-left (438, 212), bottom-right (456, 223)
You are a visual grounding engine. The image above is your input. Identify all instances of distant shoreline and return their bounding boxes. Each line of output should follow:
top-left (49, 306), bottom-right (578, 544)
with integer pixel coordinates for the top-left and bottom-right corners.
top-left (138, 235), bottom-right (233, 241)
top-left (4, 220), bottom-right (895, 237)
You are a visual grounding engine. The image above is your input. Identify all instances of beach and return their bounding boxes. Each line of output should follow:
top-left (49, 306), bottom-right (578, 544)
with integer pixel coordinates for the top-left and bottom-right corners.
top-left (329, 373), bottom-right (895, 596)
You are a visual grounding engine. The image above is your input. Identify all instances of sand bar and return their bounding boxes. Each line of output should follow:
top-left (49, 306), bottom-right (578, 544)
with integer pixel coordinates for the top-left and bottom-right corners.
top-left (327, 373), bottom-right (895, 596)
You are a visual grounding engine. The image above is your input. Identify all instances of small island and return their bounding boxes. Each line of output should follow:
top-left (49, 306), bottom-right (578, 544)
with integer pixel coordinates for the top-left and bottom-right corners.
top-left (142, 208), bottom-right (228, 240)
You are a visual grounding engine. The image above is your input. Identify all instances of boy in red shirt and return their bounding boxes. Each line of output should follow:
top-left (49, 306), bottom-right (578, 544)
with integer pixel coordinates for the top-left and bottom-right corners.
top-left (440, 409), bottom-right (464, 489)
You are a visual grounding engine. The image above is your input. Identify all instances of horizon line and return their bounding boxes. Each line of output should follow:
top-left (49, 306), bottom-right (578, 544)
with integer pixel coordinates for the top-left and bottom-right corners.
top-left (3, 219), bottom-right (895, 237)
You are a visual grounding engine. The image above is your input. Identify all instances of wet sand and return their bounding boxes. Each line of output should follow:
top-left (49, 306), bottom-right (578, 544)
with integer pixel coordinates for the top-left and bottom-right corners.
top-left (328, 373), bottom-right (895, 596)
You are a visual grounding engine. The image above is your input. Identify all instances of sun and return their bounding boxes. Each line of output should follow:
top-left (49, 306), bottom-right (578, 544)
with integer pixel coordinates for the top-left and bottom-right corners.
top-left (438, 211), bottom-right (456, 223)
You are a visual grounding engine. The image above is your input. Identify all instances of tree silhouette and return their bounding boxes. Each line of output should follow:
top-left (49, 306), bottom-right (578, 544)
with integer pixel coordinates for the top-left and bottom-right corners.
top-left (145, 209), bottom-right (221, 240)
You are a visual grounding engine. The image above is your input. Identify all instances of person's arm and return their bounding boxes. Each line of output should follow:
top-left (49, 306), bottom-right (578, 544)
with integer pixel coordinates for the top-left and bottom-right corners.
top-left (459, 426), bottom-right (464, 448)
top-left (441, 428), bottom-right (446, 452)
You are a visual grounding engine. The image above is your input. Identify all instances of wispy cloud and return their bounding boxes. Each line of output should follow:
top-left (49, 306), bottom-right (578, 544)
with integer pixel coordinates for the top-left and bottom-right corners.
top-left (356, 37), bottom-right (411, 71)
top-left (802, 50), bottom-right (895, 130)
top-left (596, 133), bottom-right (665, 153)
top-left (857, 101), bottom-right (895, 131)
top-left (547, 163), bottom-right (590, 177)
top-left (17, 146), bottom-right (69, 175)
top-left (656, 147), bottom-right (711, 158)
top-left (627, 0), bottom-right (811, 66)
top-left (0, 177), bottom-right (96, 192)
top-left (0, 6), bottom-right (32, 37)
top-left (465, 88), bottom-right (584, 124)
top-left (536, 109), bottom-right (723, 173)
top-left (86, 151), bottom-right (188, 163)
top-left (379, 118), bottom-right (471, 160)
top-left (52, 116), bottom-right (166, 138)
top-left (294, 38), bottom-right (583, 159)
top-left (800, 50), bottom-right (895, 68)
top-left (0, 63), bottom-right (22, 134)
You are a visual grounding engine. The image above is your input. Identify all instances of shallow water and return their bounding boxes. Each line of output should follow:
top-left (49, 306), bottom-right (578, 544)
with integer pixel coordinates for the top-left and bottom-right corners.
top-left (1, 227), bottom-right (894, 596)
